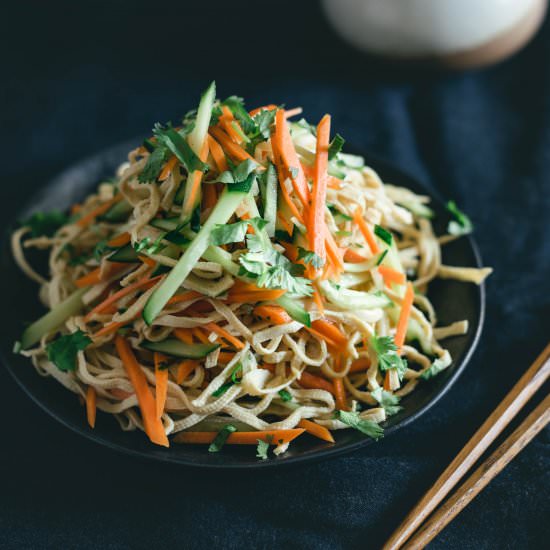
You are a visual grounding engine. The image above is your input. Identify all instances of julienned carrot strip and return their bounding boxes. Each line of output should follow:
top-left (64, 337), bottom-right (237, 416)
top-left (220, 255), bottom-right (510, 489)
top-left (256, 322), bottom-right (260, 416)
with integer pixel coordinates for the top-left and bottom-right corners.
top-left (167, 291), bottom-right (202, 305)
top-left (74, 262), bottom-right (129, 288)
top-left (312, 287), bottom-right (325, 316)
top-left (311, 319), bottom-right (347, 348)
top-left (106, 232), bottom-right (131, 248)
top-left (93, 320), bottom-right (125, 338)
top-left (192, 328), bottom-right (211, 344)
top-left (217, 351), bottom-right (236, 364)
top-left (226, 290), bottom-right (287, 304)
top-left (183, 138), bottom-right (210, 217)
top-left (344, 248), bottom-right (368, 263)
top-left (274, 109), bottom-right (310, 208)
top-left (394, 282), bottom-right (414, 352)
top-left (114, 335), bottom-right (169, 447)
top-left (139, 255), bottom-right (156, 268)
top-left (207, 135), bottom-right (229, 172)
top-left (298, 371), bottom-right (336, 395)
top-left (308, 114), bottom-right (331, 269)
top-left (378, 265), bottom-right (406, 287)
top-left (353, 206), bottom-right (380, 255)
top-left (333, 378), bottom-right (348, 410)
top-left (298, 418), bottom-right (334, 443)
top-left (276, 212), bottom-right (294, 235)
top-left (202, 322), bottom-right (244, 350)
top-left (384, 371), bottom-right (392, 391)
top-left (219, 106), bottom-right (244, 144)
top-left (209, 126), bottom-right (254, 163)
top-left (176, 359), bottom-right (199, 384)
top-left (253, 305), bottom-right (293, 325)
top-left (173, 328), bottom-right (194, 345)
top-left (174, 429), bottom-right (305, 446)
top-left (284, 107), bottom-right (303, 119)
top-left (154, 352), bottom-right (168, 419)
top-left (158, 155), bottom-right (178, 181)
top-left (248, 104), bottom-right (277, 117)
top-left (86, 386), bottom-right (97, 428)
top-left (325, 229), bottom-right (344, 273)
top-left (84, 274), bottom-right (162, 322)
top-left (348, 357), bottom-right (371, 373)
top-left (304, 326), bottom-right (342, 351)
top-left (76, 195), bottom-right (123, 228)
top-left (327, 176), bottom-right (342, 189)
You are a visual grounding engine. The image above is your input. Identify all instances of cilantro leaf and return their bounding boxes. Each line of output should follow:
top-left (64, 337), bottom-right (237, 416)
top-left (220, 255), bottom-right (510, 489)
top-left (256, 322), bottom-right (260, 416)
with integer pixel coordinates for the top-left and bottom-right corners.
top-left (335, 410), bottom-right (384, 440)
top-left (211, 220), bottom-right (250, 246)
top-left (278, 389), bottom-right (292, 402)
top-left (252, 109), bottom-right (276, 140)
top-left (421, 357), bottom-right (450, 380)
top-left (328, 133), bottom-right (345, 160)
top-left (370, 387), bottom-right (402, 416)
top-left (208, 424), bottom-right (237, 452)
top-left (371, 335), bottom-right (407, 380)
top-left (22, 211), bottom-right (68, 237)
top-left (297, 247), bottom-right (325, 269)
top-left (46, 330), bottom-right (91, 372)
top-left (153, 123), bottom-right (208, 175)
top-left (446, 200), bottom-right (473, 236)
top-left (138, 145), bottom-right (171, 183)
top-left (222, 96), bottom-right (256, 135)
top-left (374, 225), bottom-right (393, 246)
top-left (256, 435), bottom-right (273, 460)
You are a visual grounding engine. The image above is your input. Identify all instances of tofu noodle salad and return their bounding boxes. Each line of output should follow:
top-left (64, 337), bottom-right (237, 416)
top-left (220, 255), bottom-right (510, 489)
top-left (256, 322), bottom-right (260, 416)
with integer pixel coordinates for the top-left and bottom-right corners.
top-left (12, 82), bottom-right (492, 458)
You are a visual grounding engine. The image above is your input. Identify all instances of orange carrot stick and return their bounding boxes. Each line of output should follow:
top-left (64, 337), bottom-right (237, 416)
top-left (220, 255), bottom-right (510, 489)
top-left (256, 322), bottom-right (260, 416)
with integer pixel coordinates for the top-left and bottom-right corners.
top-left (378, 265), bottom-right (406, 287)
top-left (308, 114), bottom-right (331, 270)
top-left (248, 104), bottom-right (277, 117)
top-left (158, 155), bottom-right (179, 181)
top-left (183, 138), bottom-right (210, 218)
top-left (353, 206), bottom-right (380, 255)
top-left (115, 335), bottom-right (169, 447)
top-left (76, 195), bottom-right (122, 228)
top-left (191, 327), bottom-right (211, 344)
top-left (201, 322), bottom-right (244, 350)
top-left (84, 274), bottom-right (162, 322)
top-left (176, 359), bottom-right (199, 384)
top-left (74, 262), bottom-right (129, 288)
top-left (304, 326), bottom-right (341, 350)
top-left (207, 134), bottom-right (229, 172)
top-left (253, 305), bottom-right (293, 325)
top-left (312, 287), bottom-right (325, 316)
top-left (174, 429), bottom-right (305, 446)
top-left (226, 289), bottom-right (287, 304)
top-left (311, 319), bottom-right (347, 349)
top-left (167, 291), bottom-right (202, 305)
top-left (86, 386), bottom-right (97, 428)
top-left (203, 183), bottom-right (218, 210)
top-left (348, 357), bottom-right (371, 373)
top-left (209, 126), bottom-right (254, 163)
top-left (343, 248), bottom-right (368, 263)
top-left (394, 282), bottom-right (414, 352)
top-left (93, 320), bottom-right (125, 338)
top-left (298, 418), bottom-right (334, 443)
top-left (173, 328), bottom-right (194, 345)
top-left (284, 107), bottom-right (303, 119)
top-left (217, 351), bottom-right (236, 364)
top-left (333, 377), bottom-right (348, 411)
top-left (154, 352), bottom-right (169, 419)
top-left (298, 370), bottom-right (336, 395)
top-left (106, 232), bottom-right (131, 248)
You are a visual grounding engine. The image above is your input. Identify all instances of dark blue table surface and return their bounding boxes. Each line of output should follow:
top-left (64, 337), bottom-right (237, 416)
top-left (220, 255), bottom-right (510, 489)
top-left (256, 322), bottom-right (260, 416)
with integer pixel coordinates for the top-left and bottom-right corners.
top-left (1, 2), bottom-right (549, 548)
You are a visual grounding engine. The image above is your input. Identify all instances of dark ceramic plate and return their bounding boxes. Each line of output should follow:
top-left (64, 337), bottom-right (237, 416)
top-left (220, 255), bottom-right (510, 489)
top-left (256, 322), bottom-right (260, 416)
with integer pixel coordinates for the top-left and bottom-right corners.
top-left (0, 139), bottom-right (485, 468)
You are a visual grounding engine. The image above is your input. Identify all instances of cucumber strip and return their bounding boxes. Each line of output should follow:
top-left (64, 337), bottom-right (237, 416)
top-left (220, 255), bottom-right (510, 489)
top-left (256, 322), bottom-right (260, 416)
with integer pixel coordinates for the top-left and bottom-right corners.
top-left (100, 200), bottom-right (132, 222)
top-left (202, 246), bottom-right (240, 277)
top-left (275, 294), bottom-right (311, 327)
top-left (107, 243), bottom-right (139, 263)
top-left (318, 280), bottom-right (391, 310)
top-left (20, 288), bottom-right (87, 349)
top-left (261, 163), bottom-right (277, 237)
top-left (182, 81), bottom-right (217, 222)
top-left (141, 339), bottom-right (219, 358)
top-left (143, 185), bottom-right (252, 324)
top-left (149, 217), bottom-right (180, 231)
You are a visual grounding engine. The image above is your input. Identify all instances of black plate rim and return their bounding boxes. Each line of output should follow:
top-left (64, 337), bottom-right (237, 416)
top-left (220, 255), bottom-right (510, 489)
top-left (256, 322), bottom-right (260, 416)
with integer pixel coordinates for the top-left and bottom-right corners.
top-left (0, 140), bottom-right (486, 469)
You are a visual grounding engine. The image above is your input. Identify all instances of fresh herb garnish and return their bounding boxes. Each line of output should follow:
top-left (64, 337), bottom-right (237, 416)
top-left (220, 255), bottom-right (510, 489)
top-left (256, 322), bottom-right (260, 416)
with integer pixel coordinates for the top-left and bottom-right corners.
top-left (278, 389), bottom-right (292, 402)
top-left (22, 211), bottom-right (68, 237)
top-left (256, 435), bottom-right (273, 460)
top-left (210, 217), bottom-right (265, 246)
top-left (446, 200), bottom-right (473, 236)
top-left (328, 133), bottom-right (345, 160)
top-left (370, 335), bottom-right (407, 380)
top-left (297, 247), bottom-right (325, 269)
top-left (334, 410), bottom-right (384, 440)
top-left (374, 225), bottom-right (393, 246)
top-left (370, 387), bottom-right (402, 416)
top-left (46, 330), bottom-right (91, 372)
top-left (208, 424), bottom-right (237, 452)
top-left (138, 145), bottom-right (172, 183)
top-left (375, 249), bottom-right (389, 266)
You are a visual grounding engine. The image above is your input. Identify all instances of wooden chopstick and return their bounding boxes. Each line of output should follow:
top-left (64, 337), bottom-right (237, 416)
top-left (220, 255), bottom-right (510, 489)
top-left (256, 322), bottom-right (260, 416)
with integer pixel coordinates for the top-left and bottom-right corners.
top-left (383, 342), bottom-right (550, 550)
top-left (404, 392), bottom-right (550, 549)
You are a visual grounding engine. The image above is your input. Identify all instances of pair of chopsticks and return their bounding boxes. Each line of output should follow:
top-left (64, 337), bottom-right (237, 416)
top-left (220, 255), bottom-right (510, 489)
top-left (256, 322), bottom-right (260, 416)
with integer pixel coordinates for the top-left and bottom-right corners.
top-left (384, 342), bottom-right (550, 549)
